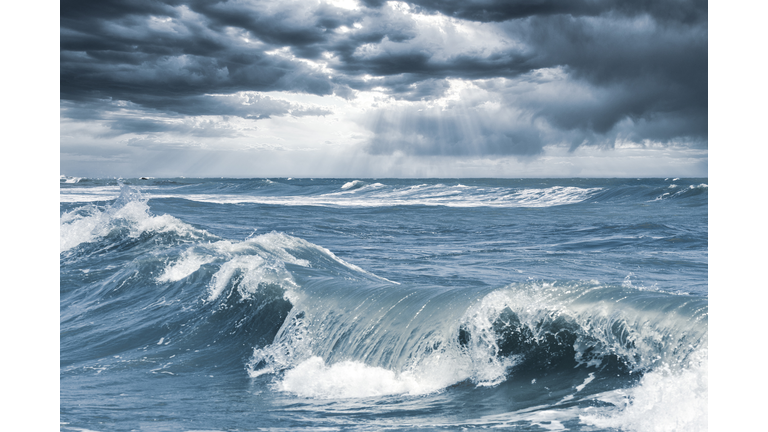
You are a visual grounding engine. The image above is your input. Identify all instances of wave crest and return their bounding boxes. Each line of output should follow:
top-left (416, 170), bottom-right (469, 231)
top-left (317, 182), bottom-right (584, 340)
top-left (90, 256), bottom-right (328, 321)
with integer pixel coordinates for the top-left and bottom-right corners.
top-left (60, 185), bottom-right (209, 253)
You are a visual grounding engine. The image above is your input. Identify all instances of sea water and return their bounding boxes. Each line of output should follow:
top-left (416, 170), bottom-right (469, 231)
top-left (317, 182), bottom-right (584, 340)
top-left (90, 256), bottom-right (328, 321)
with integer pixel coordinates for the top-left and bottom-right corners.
top-left (60, 177), bottom-right (708, 431)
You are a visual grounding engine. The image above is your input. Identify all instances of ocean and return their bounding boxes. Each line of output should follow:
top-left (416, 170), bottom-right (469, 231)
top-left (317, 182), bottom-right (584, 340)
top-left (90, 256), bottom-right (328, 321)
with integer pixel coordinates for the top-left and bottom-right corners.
top-left (59, 177), bottom-right (708, 431)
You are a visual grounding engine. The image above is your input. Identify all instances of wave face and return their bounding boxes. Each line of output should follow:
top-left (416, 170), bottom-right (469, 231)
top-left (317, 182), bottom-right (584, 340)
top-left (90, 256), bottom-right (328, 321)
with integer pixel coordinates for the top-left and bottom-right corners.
top-left (60, 179), bottom-right (708, 432)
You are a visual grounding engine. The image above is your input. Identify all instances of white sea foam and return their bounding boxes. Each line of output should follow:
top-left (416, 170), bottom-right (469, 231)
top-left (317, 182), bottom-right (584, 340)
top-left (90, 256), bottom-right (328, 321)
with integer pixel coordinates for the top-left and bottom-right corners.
top-left (575, 372), bottom-right (595, 392)
top-left (210, 233), bottom-right (311, 268)
top-left (60, 175), bottom-right (82, 183)
top-left (159, 185), bottom-right (600, 208)
top-left (270, 327), bottom-right (489, 399)
top-left (278, 355), bottom-right (461, 398)
top-left (60, 186), bottom-right (122, 202)
top-left (60, 205), bottom-right (113, 252)
top-left (206, 255), bottom-right (297, 302)
top-left (580, 348), bottom-right (707, 432)
top-left (156, 249), bottom-right (215, 283)
top-left (60, 187), bottom-right (208, 252)
top-left (507, 186), bottom-right (600, 207)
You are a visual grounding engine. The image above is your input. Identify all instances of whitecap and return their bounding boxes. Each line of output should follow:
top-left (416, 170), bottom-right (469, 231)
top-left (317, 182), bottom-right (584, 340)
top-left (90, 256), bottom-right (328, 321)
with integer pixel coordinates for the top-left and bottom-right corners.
top-left (60, 185), bottom-right (209, 252)
top-left (341, 180), bottom-right (366, 190)
top-left (580, 348), bottom-right (707, 432)
top-left (278, 356), bottom-right (450, 398)
top-left (156, 249), bottom-right (214, 283)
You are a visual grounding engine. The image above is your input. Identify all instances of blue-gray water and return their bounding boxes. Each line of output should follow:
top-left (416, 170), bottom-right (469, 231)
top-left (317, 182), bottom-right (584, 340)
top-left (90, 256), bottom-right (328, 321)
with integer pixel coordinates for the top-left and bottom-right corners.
top-left (60, 178), bottom-right (708, 431)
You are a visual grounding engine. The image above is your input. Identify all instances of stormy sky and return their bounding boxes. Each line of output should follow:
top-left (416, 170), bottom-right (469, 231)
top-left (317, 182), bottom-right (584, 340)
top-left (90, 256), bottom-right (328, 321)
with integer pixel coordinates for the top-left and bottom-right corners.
top-left (60, 0), bottom-right (708, 177)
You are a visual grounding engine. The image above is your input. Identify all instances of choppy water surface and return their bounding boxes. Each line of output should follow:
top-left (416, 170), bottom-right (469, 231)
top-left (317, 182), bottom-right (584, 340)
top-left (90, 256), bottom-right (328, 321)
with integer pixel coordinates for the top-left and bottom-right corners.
top-left (60, 177), bottom-right (707, 431)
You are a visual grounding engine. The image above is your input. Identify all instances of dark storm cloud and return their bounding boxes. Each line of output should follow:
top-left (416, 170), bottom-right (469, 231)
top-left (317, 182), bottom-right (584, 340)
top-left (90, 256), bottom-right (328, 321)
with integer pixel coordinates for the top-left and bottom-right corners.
top-left (61, 1), bottom-right (342, 117)
top-left (60, 0), bottom-right (183, 22)
top-left (370, 0), bottom-right (602, 22)
top-left (184, 0), bottom-right (360, 50)
top-left (356, 5), bottom-right (706, 156)
top-left (511, 13), bottom-right (707, 141)
top-left (364, 0), bottom-right (706, 24)
top-left (60, 0), bottom-right (707, 152)
top-left (60, 0), bottom-right (523, 105)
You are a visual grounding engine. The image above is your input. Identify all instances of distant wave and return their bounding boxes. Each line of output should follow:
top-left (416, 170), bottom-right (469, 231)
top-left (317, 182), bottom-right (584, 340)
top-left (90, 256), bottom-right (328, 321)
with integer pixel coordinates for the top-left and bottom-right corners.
top-left (60, 175), bottom-right (83, 183)
top-left (61, 179), bottom-right (708, 209)
top-left (62, 184), bottom-right (604, 208)
top-left (187, 184), bottom-right (599, 207)
top-left (653, 183), bottom-right (708, 201)
top-left (60, 185), bottom-right (124, 203)
top-left (341, 180), bottom-right (366, 190)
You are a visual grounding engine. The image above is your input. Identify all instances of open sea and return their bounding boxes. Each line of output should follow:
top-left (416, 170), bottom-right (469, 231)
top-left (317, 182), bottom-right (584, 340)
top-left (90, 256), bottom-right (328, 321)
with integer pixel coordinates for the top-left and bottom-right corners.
top-left (59, 177), bottom-right (708, 431)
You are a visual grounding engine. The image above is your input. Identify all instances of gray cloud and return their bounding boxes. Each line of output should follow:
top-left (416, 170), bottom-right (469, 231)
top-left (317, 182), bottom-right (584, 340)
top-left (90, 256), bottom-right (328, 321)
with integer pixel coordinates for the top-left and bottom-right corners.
top-left (60, 93), bottom-right (331, 141)
top-left (60, 0), bottom-right (707, 161)
top-left (364, 0), bottom-right (706, 24)
top-left (510, 14), bottom-right (707, 141)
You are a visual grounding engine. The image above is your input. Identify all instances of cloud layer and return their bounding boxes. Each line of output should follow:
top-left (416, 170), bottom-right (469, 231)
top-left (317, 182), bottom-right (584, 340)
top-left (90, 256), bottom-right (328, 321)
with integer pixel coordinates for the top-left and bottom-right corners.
top-left (60, 0), bottom-right (707, 176)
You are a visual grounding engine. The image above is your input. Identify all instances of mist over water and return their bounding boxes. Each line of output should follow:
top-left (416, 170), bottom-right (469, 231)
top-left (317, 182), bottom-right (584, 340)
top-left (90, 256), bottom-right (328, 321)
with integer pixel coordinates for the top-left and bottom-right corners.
top-left (60, 178), bottom-right (707, 431)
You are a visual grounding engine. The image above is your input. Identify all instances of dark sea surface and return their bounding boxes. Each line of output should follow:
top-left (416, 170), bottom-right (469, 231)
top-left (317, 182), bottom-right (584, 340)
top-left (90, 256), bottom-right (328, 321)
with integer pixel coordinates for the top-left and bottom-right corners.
top-left (60, 177), bottom-right (708, 431)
